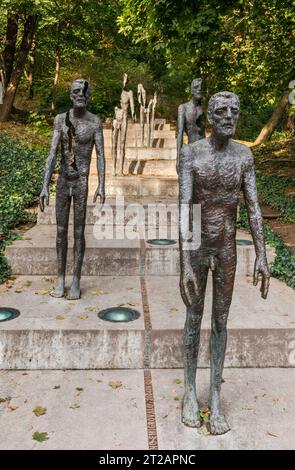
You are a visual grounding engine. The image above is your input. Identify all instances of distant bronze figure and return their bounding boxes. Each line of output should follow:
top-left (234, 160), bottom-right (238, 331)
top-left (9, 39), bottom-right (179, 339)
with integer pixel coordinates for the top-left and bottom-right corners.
top-left (179, 91), bottom-right (270, 434)
top-left (147, 91), bottom-right (157, 147)
top-left (40, 79), bottom-right (105, 300)
top-left (137, 83), bottom-right (147, 147)
top-left (177, 78), bottom-right (205, 173)
top-left (112, 73), bottom-right (135, 175)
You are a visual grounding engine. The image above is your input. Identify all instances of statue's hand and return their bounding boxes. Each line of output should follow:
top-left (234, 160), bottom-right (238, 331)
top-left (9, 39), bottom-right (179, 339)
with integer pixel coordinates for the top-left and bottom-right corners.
top-left (253, 256), bottom-right (270, 299)
top-left (39, 186), bottom-right (49, 212)
top-left (180, 266), bottom-right (198, 307)
top-left (93, 186), bottom-right (105, 206)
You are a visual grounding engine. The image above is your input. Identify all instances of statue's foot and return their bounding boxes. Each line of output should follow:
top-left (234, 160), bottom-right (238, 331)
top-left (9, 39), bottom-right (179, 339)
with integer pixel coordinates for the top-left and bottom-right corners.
top-left (210, 412), bottom-right (230, 435)
top-left (181, 392), bottom-right (201, 428)
top-left (50, 279), bottom-right (65, 298)
top-left (67, 284), bottom-right (81, 300)
top-left (50, 287), bottom-right (64, 298)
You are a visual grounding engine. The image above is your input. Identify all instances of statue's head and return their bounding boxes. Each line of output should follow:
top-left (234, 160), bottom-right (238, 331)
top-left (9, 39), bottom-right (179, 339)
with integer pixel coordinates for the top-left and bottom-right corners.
top-left (70, 79), bottom-right (91, 108)
top-left (207, 91), bottom-right (240, 138)
top-left (123, 73), bottom-right (128, 89)
top-left (191, 78), bottom-right (202, 100)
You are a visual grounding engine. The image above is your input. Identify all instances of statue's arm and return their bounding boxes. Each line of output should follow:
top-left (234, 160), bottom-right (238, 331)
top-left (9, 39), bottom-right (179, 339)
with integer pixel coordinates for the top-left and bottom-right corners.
top-left (177, 105), bottom-right (185, 173)
top-left (199, 110), bottom-right (206, 138)
top-left (39, 115), bottom-right (61, 211)
top-left (242, 148), bottom-right (270, 298)
top-left (93, 116), bottom-right (106, 204)
top-left (179, 146), bottom-right (196, 306)
top-left (179, 146), bottom-right (193, 266)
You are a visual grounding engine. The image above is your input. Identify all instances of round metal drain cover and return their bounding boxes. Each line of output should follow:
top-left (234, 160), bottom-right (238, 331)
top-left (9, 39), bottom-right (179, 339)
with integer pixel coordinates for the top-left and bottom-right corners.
top-left (236, 239), bottom-right (253, 246)
top-left (0, 308), bottom-right (20, 322)
top-left (98, 307), bottom-right (140, 323)
top-left (147, 239), bottom-right (176, 246)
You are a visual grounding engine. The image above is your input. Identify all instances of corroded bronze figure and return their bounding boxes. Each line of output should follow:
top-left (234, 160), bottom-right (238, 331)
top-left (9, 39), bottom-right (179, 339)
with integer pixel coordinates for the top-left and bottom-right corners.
top-left (179, 91), bottom-right (270, 434)
top-left (112, 73), bottom-right (135, 175)
top-left (40, 79), bottom-right (105, 300)
top-left (177, 78), bottom-right (205, 173)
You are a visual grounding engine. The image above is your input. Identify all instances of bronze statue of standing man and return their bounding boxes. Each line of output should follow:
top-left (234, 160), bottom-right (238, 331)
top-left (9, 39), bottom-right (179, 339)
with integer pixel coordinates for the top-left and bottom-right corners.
top-left (40, 79), bottom-right (105, 300)
top-left (179, 91), bottom-right (270, 434)
top-left (177, 78), bottom-right (205, 173)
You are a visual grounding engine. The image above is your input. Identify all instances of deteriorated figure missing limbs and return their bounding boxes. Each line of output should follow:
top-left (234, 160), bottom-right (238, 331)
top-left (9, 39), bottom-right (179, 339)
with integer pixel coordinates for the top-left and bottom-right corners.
top-left (177, 78), bottom-right (205, 174)
top-left (179, 92), bottom-right (270, 434)
top-left (40, 79), bottom-right (105, 300)
top-left (112, 73), bottom-right (135, 175)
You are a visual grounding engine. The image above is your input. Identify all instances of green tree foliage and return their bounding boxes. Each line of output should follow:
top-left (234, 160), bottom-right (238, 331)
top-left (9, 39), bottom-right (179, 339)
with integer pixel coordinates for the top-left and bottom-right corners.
top-left (118, 0), bottom-right (295, 137)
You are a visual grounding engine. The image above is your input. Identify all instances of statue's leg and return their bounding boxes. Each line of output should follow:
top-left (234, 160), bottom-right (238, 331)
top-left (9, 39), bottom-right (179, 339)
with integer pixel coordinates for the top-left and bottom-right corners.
top-left (182, 254), bottom-right (209, 427)
top-left (67, 178), bottom-right (88, 300)
top-left (209, 249), bottom-right (236, 435)
top-left (51, 177), bottom-right (71, 298)
top-left (119, 116), bottom-right (127, 176)
top-left (112, 123), bottom-right (119, 176)
top-left (140, 107), bottom-right (144, 146)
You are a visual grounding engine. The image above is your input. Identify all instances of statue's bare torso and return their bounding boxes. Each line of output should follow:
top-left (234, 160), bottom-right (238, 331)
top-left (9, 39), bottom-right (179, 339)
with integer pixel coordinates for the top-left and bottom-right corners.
top-left (57, 110), bottom-right (102, 179)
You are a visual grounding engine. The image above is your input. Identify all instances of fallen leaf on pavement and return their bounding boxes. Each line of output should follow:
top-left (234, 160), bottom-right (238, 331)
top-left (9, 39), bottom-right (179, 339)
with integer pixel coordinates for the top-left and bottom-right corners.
top-left (56, 315), bottom-right (65, 320)
top-left (35, 289), bottom-right (51, 295)
top-left (32, 431), bottom-right (49, 442)
top-left (33, 406), bottom-right (47, 417)
top-left (108, 380), bottom-right (122, 390)
top-left (69, 403), bottom-right (80, 409)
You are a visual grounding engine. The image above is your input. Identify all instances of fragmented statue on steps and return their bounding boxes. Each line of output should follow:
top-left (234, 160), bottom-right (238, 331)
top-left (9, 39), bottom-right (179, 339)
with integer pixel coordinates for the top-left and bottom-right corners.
top-left (179, 91), bottom-right (270, 435)
top-left (112, 73), bottom-right (135, 175)
top-left (40, 79), bottom-right (105, 300)
top-left (177, 78), bottom-right (205, 173)
top-left (147, 91), bottom-right (157, 147)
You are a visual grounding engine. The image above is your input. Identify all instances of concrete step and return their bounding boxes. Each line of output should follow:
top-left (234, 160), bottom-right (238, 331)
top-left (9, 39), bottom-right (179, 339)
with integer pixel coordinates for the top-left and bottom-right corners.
top-left (91, 157), bottom-right (177, 177)
top-left (1, 368), bottom-right (294, 449)
top-left (101, 176), bottom-right (178, 196)
top-left (4, 226), bottom-right (274, 277)
top-left (37, 197), bottom-right (179, 225)
top-left (103, 129), bottom-right (176, 140)
top-left (0, 274), bottom-right (293, 369)
top-left (101, 138), bottom-right (177, 150)
top-left (125, 147), bottom-right (176, 160)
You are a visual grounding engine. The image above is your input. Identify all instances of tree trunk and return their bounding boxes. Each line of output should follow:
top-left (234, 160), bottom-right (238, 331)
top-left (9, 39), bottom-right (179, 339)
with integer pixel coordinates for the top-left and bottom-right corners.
top-left (51, 50), bottom-right (60, 114)
top-left (2, 13), bottom-right (19, 89)
top-left (253, 91), bottom-right (290, 146)
top-left (0, 15), bottom-right (38, 122)
top-left (28, 39), bottom-right (36, 99)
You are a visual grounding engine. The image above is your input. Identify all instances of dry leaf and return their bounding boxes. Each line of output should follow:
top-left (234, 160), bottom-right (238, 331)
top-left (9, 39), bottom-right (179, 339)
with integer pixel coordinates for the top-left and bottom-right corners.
top-left (89, 290), bottom-right (104, 296)
top-left (43, 277), bottom-right (56, 284)
top-left (8, 403), bottom-right (18, 411)
top-left (35, 289), bottom-right (51, 295)
top-left (108, 380), bottom-right (122, 390)
top-left (173, 378), bottom-right (182, 384)
top-left (5, 279), bottom-right (15, 289)
top-left (84, 306), bottom-right (98, 312)
top-left (78, 314), bottom-right (88, 320)
top-left (33, 406), bottom-right (47, 417)
top-left (169, 307), bottom-right (178, 313)
top-left (56, 315), bottom-right (65, 320)
top-left (69, 403), bottom-right (80, 409)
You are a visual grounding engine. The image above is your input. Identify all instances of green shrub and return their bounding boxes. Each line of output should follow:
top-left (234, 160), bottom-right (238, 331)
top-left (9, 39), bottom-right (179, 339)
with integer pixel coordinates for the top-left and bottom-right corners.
top-left (0, 133), bottom-right (47, 282)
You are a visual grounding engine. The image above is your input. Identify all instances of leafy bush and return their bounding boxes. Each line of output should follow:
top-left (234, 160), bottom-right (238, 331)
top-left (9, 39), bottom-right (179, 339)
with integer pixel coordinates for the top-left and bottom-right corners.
top-left (237, 205), bottom-right (295, 289)
top-left (0, 133), bottom-right (47, 282)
